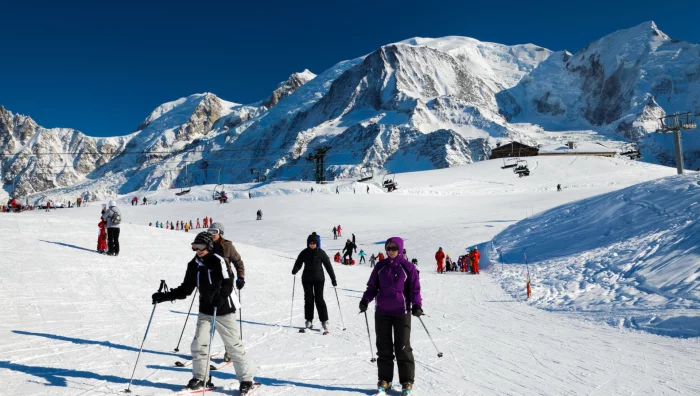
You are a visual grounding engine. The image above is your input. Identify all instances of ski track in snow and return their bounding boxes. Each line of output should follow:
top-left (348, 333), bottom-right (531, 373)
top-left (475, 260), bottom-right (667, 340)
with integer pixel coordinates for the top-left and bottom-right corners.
top-left (1, 157), bottom-right (699, 395)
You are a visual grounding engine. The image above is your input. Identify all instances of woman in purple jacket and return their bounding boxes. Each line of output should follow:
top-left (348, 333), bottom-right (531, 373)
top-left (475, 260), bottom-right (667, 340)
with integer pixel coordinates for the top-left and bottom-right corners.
top-left (359, 237), bottom-right (423, 395)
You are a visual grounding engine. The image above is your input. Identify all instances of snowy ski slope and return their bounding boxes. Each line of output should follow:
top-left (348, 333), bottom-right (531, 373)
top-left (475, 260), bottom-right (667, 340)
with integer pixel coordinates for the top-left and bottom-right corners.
top-left (1, 157), bottom-right (698, 395)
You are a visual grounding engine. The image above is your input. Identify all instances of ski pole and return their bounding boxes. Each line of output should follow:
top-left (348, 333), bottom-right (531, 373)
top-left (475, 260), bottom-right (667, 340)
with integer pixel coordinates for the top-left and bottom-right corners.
top-left (238, 289), bottom-right (243, 340)
top-left (124, 280), bottom-right (168, 393)
top-left (202, 307), bottom-right (218, 392)
top-left (363, 311), bottom-right (377, 362)
top-left (333, 287), bottom-right (346, 331)
top-left (289, 276), bottom-right (296, 327)
top-left (174, 289), bottom-right (197, 352)
top-left (417, 316), bottom-right (443, 358)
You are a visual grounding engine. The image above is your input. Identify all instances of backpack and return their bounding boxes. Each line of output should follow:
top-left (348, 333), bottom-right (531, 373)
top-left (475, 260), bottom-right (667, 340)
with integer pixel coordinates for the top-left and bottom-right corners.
top-left (110, 210), bottom-right (122, 225)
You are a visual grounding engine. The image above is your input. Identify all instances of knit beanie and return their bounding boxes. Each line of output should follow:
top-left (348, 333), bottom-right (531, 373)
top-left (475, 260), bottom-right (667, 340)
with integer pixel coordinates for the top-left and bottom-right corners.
top-left (193, 232), bottom-right (214, 252)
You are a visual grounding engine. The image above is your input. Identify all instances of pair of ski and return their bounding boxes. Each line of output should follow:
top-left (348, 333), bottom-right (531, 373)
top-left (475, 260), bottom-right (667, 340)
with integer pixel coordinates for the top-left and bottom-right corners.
top-left (174, 352), bottom-right (230, 371)
top-left (298, 326), bottom-right (329, 335)
top-left (174, 382), bottom-right (261, 395)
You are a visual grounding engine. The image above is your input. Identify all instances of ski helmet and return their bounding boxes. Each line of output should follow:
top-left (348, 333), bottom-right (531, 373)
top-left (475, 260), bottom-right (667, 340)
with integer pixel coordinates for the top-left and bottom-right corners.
top-left (192, 232), bottom-right (214, 252)
top-left (209, 222), bottom-right (225, 236)
top-left (108, 200), bottom-right (116, 207)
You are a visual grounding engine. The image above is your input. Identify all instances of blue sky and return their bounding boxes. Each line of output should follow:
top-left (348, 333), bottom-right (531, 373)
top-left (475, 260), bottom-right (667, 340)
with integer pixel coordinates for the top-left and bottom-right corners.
top-left (1, 0), bottom-right (698, 137)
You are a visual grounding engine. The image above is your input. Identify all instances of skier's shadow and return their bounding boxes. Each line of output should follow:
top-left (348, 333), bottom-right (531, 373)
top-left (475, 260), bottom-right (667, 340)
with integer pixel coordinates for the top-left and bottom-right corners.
top-left (39, 240), bottom-right (96, 253)
top-left (12, 330), bottom-right (190, 359)
top-left (149, 364), bottom-right (376, 394)
top-left (0, 360), bottom-right (181, 391)
top-left (169, 311), bottom-right (300, 330)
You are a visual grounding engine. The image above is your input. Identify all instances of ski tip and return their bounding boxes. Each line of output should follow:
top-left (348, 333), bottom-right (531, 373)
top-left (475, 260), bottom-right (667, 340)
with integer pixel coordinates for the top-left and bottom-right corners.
top-left (175, 361), bottom-right (185, 367)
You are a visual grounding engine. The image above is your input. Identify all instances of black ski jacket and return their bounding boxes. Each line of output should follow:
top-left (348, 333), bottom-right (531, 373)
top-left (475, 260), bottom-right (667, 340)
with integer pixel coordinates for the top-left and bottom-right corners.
top-left (292, 247), bottom-right (336, 283)
top-left (165, 252), bottom-right (237, 316)
top-left (343, 241), bottom-right (357, 254)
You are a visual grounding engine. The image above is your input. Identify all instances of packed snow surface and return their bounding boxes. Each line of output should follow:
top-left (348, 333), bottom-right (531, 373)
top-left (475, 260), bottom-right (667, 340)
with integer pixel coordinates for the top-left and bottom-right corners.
top-left (1, 157), bottom-right (698, 395)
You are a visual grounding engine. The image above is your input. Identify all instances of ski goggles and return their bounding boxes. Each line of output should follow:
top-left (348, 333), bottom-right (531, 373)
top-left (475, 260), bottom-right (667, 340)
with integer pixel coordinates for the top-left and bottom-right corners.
top-left (385, 244), bottom-right (399, 252)
top-left (207, 228), bottom-right (221, 235)
top-left (191, 244), bottom-right (208, 251)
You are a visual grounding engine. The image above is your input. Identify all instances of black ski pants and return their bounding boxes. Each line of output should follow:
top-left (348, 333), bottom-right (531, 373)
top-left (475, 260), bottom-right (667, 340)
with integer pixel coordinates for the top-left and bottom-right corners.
top-left (343, 251), bottom-right (353, 263)
top-left (375, 313), bottom-right (414, 384)
top-left (107, 227), bottom-right (120, 255)
top-left (302, 280), bottom-right (328, 322)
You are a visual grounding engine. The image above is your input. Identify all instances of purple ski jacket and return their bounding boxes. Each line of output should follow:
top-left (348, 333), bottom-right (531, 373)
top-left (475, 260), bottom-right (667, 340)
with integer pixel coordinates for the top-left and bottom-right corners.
top-left (361, 237), bottom-right (422, 316)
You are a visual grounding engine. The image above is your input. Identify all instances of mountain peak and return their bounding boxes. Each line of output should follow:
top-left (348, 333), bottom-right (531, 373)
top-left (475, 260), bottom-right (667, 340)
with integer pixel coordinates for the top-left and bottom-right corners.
top-left (262, 70), bottom-right (316, 109)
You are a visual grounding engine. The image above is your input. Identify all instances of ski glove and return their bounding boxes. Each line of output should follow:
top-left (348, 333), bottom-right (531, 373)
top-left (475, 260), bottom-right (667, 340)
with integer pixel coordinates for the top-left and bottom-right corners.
top-left (331, 279), bottom-right (337, 287)
top-left (412, 305), bottom-right (424, 317)
top-left (359, 300), bottom-right (368, 313)
top-left (151, 292), bottom-right (169, 305)
top-left (211, 294), bottom-right (224, 309)
top-left (236, 278), bottom-right (245, 290)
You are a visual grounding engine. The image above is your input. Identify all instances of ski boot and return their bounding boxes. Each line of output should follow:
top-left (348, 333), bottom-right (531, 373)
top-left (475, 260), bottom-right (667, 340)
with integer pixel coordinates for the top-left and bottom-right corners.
top-left (184, 378), bottom-right (205, 390)
top-left (375, 380), bottom-right (391, 395)
top-left (402, 382), bottom-right (413, 395)
top-left (239, 381), bottom-right (254, 395)
top-left (322, 321), bottom-right (329, 335)
top-left (223, 352), bottom-right (231, 362)
top-left (299, 320), bottom-right (313, 333)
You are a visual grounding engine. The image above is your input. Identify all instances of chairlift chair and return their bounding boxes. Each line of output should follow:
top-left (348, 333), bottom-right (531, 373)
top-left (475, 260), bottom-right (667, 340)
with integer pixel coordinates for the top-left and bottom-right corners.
top-left (358, 166), bottom-right (374, 182)
top-left (382, 172), bottom-right (398, 192)
top-left (213, 184), bottom-right (226, 200)
top-left (175, 177), bottom-right (192, 196)
top-left (513, 160), bottom-right (530, 177)
top-left (501, 158), bottom-right (518, 169)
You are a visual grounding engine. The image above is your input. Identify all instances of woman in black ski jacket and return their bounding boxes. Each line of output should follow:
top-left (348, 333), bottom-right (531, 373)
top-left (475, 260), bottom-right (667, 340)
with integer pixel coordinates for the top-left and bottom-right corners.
top-left (292, 233), bottom-right (337, 332)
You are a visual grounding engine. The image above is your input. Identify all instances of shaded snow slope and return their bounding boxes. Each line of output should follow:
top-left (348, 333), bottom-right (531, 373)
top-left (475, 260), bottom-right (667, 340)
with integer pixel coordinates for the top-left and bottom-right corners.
top-left (493, 173), bottom-right (700, 337)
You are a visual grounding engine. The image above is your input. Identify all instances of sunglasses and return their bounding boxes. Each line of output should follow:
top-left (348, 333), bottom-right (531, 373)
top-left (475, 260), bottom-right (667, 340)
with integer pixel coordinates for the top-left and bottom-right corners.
top-left (207, 229), bottom-right (220, 235)
top-left (191, 244), bottom-right (207, 252)
top-left (385, 245), bottom-right (399, 252)
top-left (308, 241), bottom-right (317, 245)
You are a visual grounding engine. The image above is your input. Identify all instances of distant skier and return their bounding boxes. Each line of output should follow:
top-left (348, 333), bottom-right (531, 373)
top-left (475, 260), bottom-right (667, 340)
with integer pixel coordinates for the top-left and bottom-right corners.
top-left (45, 201), bottom-right (51, 212)
top-left (190, 220), bottom-right (193, 229)
top-left (435, 247), bottom-right (445, 274)
top-left (469, 247), bottom-right (481, 274)
top-left (358, 249), bottom-right (367, 264)
top-left (102, 200), bottom-right (121, 256)
top-left (342, 239), bottom-right (357, 264)
top-left (557, 184), bottom-right (562, 192)
top-left (256, 210), bottom-right (262, 220)
top-left (310, 187), bottom-right (314, 194)
top-left (336, 186), bottom-right (339, 194)
top-left (369, 254), bottom-right (377, 267)
top-left (445, 254), bottom-right (453, 272)
top-left (97, 218), bottom-right (107, 254)
top-left (367, 185), bottom-right (370, 194)
top-left (332, 226), bottom-right (338, 240)
top-left (203, 217), bottom-right (209, 228)
top-left (377, 252), bottom-right (385, 261)
top-left (292, 233), bottom-right (337, 333)
top-left (143, 197), bottom-right (148, 205)
top-left (196, 218), bottom-right (201, 229)
top-left (151, 232), bottom-right (256, 393)
top-left (359, 237), bottom-right (422, 396)
top-left (337, 225), bottom-right (342, 237)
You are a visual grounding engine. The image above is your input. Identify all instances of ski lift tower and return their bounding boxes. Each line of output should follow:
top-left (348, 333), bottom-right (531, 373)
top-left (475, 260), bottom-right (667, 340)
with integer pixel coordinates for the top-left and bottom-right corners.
top-left (306, 146), bottom-right (331, 184)
top-left (656, 112), bottom-right (697, 175)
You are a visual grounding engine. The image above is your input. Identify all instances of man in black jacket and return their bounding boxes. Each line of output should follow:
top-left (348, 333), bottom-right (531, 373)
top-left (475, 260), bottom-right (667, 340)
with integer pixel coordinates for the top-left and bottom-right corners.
top-left (152, 232), bottom-right (256, 394)
top-left (292, 233), bottom-right (337, 332)
top-left (342, 239), bottom-right (357, 264)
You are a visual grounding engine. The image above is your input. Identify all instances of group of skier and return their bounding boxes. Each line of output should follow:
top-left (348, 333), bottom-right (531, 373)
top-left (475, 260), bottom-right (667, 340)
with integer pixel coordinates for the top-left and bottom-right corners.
top-left (435, 247), bottom-right (480, 274)
top-left (130, 196), bottom-right (149, 206)
top-left (150, 217), bottom-right (213, 231)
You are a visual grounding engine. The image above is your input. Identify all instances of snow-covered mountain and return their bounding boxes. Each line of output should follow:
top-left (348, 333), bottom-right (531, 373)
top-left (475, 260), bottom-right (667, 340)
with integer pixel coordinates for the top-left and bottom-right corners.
top-left (499, 21), bottom-right (700, 167)
top-left (2, 21), bottom-right (698, 202)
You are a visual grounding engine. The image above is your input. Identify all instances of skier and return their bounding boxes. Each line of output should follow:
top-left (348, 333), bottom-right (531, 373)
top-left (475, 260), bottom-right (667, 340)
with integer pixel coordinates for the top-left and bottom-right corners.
top-left (369, 254), bottom-right (377, 267)
top-left (557, 184), bottom-right (562, 192)
top-left (342, 239), bottom-right (357, 264)
top-left (196, 218), bottom-right (201, 229)
top-left (155, 221), bottom-right (159, 228)
top-left (358, 249), bottom-right (367, 264)
top-left (310, 187), bottom-right (314, 194)
top-left (292, 233), bottom-right (337, 333)
top-left (102, 200), bottom-right (121, 256)
top-left (185, 222), bottom-right (190, 232)
top-left (377, 252), bottom-right (385, 261)
top-left (176, 221), bottom-right (180, 231)
top-left (445, 255), bottom-right (453, 272)
top-left (311, 231), bottom-right (321, 248)
top-left (256, 210), bottom-right (262, 220)
top-left (208, 222), bottom-right (246, 363)
top-left (45, 200), bottom-right (51, 212)
top-left (332, 226), bottom-right (338, 240)
top-left (337, 225), bottom-right (342, 237)
top-left (336, 186), bottom-right (339, 194)
top-left (143, 197), bottom-right (148, 205)
top-left (359, 237), bottom-right (422, 396)
top-left (151, 232), bottom-right (256, 394)
top-left (97, 217), bottom-right (107, 254)
top-left (367, 185), bottom-right (370, 194)
top-left (190, 220), bottom-right (193, 229)
top-left (334, 252), bottom-right (341, 263)
top-left (435, 247), bottom-right (445, 274)
top-left (469, 247), bottom-right (481, 274)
